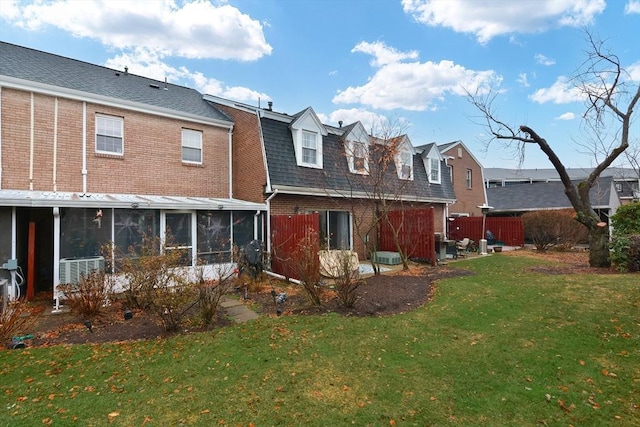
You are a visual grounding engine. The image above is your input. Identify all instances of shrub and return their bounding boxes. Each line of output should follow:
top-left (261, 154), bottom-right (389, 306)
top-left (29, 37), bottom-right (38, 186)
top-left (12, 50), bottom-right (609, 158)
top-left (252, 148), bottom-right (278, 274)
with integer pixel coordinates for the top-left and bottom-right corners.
top-left (195, 261), bottom-right (236, 327)
top-left (522, 210), bottom-right (588, 251)
top-left (610, 202), bottom-right (640, 272)
top-left (290, 229), bottom-right (323, 307)
top-left (330, 251), bottom-right (363, 308)
top-left (57, 269), bottom-right (113, 317)
top-left (118, 234), bottom-right (195, 331)
top-left (0, 301), bottom-right (34, 342)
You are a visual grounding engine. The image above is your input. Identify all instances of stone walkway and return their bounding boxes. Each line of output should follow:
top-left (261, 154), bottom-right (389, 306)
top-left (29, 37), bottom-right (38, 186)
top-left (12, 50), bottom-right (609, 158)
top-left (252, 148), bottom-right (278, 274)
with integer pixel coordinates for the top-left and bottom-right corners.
top-left (221, 297), bottom-right (259, 323)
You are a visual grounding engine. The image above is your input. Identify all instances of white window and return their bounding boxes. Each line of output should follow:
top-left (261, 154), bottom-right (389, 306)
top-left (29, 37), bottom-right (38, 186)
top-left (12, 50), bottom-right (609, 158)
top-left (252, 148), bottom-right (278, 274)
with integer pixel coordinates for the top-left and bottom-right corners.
top-left (399, 151), bottom-right (412, 180)
top-left (429, 158), bottom-right (441, 183)
top-left (466, 169), bottom-right (473, 189)
top-left (182, 129), bottom-right (202, 164)
top-left (96, 115), bottom-right (123, 155)
top-left (302, 130), bottom-right (317, 165)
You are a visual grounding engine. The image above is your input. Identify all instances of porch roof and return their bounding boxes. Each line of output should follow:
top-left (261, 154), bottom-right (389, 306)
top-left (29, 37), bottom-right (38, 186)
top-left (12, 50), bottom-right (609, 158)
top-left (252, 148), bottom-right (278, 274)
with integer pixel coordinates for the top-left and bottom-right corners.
top-left (0, 190), bottom-right (266, 211)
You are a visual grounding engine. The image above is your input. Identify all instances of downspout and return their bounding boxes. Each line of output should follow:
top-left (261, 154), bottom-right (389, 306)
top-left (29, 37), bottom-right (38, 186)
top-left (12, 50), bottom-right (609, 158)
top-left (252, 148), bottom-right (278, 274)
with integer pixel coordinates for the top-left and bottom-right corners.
top-left (53, 98), bottom-right (58, 192)
top-left (265, 189), bottom-right (278, 261)
top-left (0, 86), bottom-right (2, 189)
top-left (254, 210), bottom-right (261, 241)
top-left (82, 102), bottom-right (87, 194)
top-left (228, 125), bottom-right (233, 198)
top-left (52, 207), bottom-right (62, 313)
top-left (29, 93), bottom-right (34, 190)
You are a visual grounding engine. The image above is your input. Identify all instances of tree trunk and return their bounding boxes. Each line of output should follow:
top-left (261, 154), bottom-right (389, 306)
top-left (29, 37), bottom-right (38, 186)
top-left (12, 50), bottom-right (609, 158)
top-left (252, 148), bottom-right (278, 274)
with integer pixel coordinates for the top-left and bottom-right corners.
top-left (588, 225), bottom-right (611, 268)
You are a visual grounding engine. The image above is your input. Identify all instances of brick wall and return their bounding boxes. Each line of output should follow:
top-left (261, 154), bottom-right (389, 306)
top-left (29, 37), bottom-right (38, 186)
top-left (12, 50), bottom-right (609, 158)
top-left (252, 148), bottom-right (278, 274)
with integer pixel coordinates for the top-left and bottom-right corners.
top-left (1, 88), bottom-right (230, 197)
top-left (442, 144), bottom-right (486, 216)
top-left (213, 103), bottom-right (267, 203)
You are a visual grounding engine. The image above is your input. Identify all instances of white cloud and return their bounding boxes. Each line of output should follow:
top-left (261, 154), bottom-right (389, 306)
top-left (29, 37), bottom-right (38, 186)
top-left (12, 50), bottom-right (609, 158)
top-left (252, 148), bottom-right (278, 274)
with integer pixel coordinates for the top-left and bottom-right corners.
top-left (318, 108), bottom-right (392, 131)
top-left (104, 49), bottom-right (270, 103)
top-left (517, 73), bottom-right (530, 87)
top-left (352, 41), bottom-right (419, 67)
top-left (5, 0), bottom-right (272, 61)
top-left (535, 53), bottom-right (556, 66)
top-left (627, 61), bottom-right (640, 81)
top-left (626, 0), bottom-right (640, 14)
top-left (556, 112), bottom-right (576, 120)
top-left (401, 0), bottom-right (605, 44)
top-left (529, 76), bottom-right (584, 104)
top-left (0, 0), bottom-right (20, 20)
top-left (333, 41), bottom-right (501, 111)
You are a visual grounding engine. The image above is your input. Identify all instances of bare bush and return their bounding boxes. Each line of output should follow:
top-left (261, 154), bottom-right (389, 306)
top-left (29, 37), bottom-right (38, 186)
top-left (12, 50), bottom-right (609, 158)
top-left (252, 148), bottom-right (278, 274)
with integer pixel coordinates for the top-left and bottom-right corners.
top-left (57, 269), bottom-right (113, 317)
top-left (330, 251), bottom-right (363, 308)
top-left (291, 229), bottom-right (324, 307)
top-left (0, 301), bottom-right (34, 342)
top-left (523, 210), bottom-right (588, 251)
top-left (195, 261), bottom-right (236, 327)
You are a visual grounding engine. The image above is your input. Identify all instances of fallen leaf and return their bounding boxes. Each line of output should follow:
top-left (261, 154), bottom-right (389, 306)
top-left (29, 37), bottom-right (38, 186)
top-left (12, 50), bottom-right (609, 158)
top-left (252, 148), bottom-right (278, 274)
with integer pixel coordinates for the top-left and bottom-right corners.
top-left (579, 360), bottom-right (586, 366)
top-left (108, 411), bottom-right (120, 421)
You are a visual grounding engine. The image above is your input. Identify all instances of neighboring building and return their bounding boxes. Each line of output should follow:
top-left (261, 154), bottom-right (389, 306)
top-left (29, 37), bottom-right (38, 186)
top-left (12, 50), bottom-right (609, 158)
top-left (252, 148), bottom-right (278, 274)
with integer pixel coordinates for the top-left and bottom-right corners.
top-left (486, 176), bottom-right (621, 224)
top-left (207, 96), bottom-right (457, 260)
top-left (436, 140), bottom-right (487, 217)
top-left (0, 42), bottom-right (265, 308)
top-left (485, 167), bottom-right (639, 205)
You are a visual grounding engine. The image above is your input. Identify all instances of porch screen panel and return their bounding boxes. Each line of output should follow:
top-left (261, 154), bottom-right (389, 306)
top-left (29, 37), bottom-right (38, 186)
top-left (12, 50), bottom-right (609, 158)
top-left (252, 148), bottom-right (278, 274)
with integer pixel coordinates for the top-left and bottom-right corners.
top-left (114, 209), bottom-right (160, 255)
top-left (233, 211), bottom-right (255, 252)
top-left (196, 211), bottom-right (231, 263)
top-left (165, 212), bottom-right (192, 266)
top-left (60, 208), bottom-right (112, 259)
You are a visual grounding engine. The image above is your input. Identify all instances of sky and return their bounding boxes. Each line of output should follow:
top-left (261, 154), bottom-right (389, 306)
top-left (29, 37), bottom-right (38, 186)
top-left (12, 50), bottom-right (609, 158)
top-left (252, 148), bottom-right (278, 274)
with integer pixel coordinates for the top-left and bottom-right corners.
top-left (1, 0), bottom-right (639, 170)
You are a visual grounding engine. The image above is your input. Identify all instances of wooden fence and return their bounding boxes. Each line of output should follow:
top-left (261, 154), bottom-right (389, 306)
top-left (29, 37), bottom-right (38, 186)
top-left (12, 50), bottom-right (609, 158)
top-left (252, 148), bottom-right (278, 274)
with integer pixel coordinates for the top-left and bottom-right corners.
top-left (449, 216), bottom-right (524, 246)
top-left (270, 213), bottom-right (319, 280)
top-left (379, 208), bottom-right (436, 265)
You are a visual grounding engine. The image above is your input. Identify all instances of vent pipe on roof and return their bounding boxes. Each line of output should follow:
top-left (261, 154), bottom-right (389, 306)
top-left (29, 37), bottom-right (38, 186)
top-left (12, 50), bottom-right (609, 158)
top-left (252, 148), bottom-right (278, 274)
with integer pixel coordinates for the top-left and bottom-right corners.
top-left (339, 120), bottom-right (343, 128)
top-left (267, 101), bottom-right (273, 111)
top-left (124, 66), bottom-right (128, 75)
top-left (164, 77), bottom-right (168, 90)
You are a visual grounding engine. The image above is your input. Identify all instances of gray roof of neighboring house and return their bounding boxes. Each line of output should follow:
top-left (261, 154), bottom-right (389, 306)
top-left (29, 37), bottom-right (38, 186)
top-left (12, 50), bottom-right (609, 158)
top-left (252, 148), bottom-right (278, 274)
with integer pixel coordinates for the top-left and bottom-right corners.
top-left (0, 41), bottom-right (231, 124)
top-left (484, 167), bottom-right (638, 182)
top-left (260, 116), bottom-right (456, 201)
top-left (486, 176), bottom-right (615, 212)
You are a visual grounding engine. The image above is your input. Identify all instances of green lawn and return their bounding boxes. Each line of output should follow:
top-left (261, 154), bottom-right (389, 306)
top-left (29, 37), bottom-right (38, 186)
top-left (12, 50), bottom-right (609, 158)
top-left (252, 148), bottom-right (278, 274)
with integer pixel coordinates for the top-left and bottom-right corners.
top-left (1, 254), bottom-right (639, 426)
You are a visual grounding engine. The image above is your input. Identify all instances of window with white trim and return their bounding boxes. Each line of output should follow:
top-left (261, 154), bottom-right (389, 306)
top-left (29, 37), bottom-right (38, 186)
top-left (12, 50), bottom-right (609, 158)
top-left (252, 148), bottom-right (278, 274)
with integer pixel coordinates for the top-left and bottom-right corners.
top-left (429, 158), bottom-right (441, 183)
top-left (302, 130), bottom-right (317, 165)
top-left (96, 115), bottom-right (123, 155)
top-left (182, 129), bottom-right (202, 164)
top-left (466, 169), bottom-right (473, 189)
top-left (399, 151), bottom-right (413, 180)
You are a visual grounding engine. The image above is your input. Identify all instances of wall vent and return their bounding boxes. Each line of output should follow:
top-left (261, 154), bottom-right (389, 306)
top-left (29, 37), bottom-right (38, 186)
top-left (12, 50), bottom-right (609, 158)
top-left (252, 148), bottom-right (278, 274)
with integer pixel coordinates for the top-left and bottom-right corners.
top-left (59, 257), bottom-right (105, 284)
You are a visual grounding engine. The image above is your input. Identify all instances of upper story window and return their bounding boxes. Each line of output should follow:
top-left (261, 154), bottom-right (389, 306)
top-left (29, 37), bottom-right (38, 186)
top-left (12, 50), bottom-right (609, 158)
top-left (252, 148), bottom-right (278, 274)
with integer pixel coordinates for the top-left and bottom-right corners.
top-left (96, 115), bottom-right (123, 155)
top-left (466, 169), bottom-right (473, 189)
top-left (182, 129), bottom-right (203, 164)
top-left (302, 130), bottom-right (318, 165)
top-left (399, 150), bottom-right (413, 180)
top-left (353, 141), bottom-right (368, 173)
top-left (429, 158), bottom-right (441, 184)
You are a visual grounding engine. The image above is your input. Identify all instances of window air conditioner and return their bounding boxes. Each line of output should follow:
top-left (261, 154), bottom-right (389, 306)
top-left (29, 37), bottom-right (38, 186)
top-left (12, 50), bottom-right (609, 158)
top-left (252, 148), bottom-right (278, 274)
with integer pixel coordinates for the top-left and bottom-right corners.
top-left (59, 256), bottom-right (105, 284)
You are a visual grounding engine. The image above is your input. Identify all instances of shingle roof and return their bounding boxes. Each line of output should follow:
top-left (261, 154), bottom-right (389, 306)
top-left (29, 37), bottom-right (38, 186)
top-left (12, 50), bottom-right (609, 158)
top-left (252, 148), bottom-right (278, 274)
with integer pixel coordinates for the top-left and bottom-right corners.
top-left (261, 117), bottom-right (456, 201)
top-left (484, 167), bottom-right (637, 182)
top-left (0, 41), bottom-right (231, 124)
top-left (486, 176), bottom-right (615, 212)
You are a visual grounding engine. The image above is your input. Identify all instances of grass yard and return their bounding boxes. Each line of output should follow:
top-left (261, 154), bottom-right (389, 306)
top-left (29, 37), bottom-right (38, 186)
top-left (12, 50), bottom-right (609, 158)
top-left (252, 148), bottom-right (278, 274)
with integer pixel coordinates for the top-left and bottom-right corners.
top-left (1, 254), bottom-right (639, 426)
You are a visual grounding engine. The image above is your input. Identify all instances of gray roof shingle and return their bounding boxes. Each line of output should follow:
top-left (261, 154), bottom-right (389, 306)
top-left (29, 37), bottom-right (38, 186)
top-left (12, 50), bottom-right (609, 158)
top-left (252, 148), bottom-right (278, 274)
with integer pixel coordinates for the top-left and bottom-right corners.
top-left (261, 117), bottom-right (456, 201)
top-left (0, 41), bottom-right (231, 123)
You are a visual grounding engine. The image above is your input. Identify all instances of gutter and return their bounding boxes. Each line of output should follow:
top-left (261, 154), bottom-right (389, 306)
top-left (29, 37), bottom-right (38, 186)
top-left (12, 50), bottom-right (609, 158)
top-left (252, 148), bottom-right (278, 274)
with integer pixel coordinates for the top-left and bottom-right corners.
top-left (265, 189), bottom-right (278, 257)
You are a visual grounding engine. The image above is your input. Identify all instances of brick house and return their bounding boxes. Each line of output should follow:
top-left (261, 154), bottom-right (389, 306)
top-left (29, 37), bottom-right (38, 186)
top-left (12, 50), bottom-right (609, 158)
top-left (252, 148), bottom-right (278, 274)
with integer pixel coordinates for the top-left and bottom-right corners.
top-left (207, 96), bottom-right (457, 261)
top-left (0, 42), bottom-right (265, 308)
top-left (436, 140), bottom-right (487, 218)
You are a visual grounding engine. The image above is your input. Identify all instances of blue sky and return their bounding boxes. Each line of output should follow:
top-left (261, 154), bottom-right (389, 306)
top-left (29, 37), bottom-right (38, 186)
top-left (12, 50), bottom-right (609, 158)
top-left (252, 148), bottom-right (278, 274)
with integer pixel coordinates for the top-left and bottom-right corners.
top-left (2, 0), bottom-right (639, 169)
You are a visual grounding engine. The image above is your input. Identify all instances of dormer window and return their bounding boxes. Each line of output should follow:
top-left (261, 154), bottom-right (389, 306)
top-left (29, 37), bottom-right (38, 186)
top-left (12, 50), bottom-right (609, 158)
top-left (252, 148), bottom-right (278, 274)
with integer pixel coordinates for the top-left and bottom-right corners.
top-left (343, 121), bottom-right (370, 175)
top-left (399, 150), bottom-right (413, 180)
top-left (291, 107), bottom-right (327, 169)
top-left (302, 130), bottom-right (318, 164)
top-left (429, 157), bottom-right (441, 184)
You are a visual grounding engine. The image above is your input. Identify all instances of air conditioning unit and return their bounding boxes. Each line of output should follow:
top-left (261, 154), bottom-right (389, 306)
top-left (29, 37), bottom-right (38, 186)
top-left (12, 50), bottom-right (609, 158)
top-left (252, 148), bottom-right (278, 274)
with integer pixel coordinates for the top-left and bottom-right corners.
top-left (59, 256), bottom-right (105, 284)
top-left (372, 251), bottom-right (402, 265)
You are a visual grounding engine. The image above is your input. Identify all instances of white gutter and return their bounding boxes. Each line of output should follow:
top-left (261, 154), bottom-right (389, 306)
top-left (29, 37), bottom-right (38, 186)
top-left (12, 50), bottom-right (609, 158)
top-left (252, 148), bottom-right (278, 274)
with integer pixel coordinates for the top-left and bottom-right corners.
top-left (265, 189), bottom-right (278, 257)
top-left (228, 126), bottom-right (233, 198)
top-left (53, 98), bottom-right (58, 192)
top-left (0, 86), bottom-right (2, 189)
top-left (29, 93), bottom-right (34, 190)
top-left (264, 269), bottom-right (302, 285)
top-left (256, 109), bottom-right (271, 191)
top-left (82, 102), bottom-right (87, 195)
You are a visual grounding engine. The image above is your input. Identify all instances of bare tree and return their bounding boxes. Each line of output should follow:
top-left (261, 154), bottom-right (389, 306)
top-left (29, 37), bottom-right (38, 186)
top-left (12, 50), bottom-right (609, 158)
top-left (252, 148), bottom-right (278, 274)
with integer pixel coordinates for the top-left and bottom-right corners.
top-left (469, 33), bottom-right (640, 268)
top-left (329, 119), bottom-right (417, 272)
